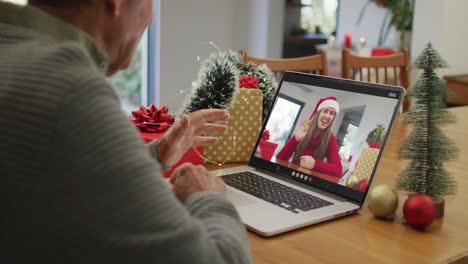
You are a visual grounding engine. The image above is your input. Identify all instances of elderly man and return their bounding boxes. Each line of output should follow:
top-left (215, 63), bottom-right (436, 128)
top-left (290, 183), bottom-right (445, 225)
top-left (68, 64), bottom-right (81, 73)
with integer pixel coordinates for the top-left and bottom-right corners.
top-left (0, 0), bottom-right (251, 263)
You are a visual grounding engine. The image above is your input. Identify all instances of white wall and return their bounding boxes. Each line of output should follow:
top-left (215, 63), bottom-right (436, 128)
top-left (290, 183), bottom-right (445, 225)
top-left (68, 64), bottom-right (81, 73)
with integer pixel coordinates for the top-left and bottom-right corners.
top-left (232, 0), bottom-right (284, 58)
top-left (411, 0), bottom-right (468, 76)
top-left (159, 0), bottom-right (284, 111)
top-left (337, 0), bottom-right (397, 49)
top-left (159, 0), bottom-right (236, 111)
top-left (266, 0), bottom-right (285, 58)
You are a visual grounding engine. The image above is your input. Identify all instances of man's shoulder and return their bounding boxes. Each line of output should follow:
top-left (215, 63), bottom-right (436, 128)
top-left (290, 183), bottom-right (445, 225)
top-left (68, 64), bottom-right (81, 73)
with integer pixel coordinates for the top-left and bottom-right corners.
top-left (0, 25), bottom-right (103, 85)
top-left (3, 37), bottom-right (111, 95)
top-left (25, 40), bottom-right (103, 83)
top-left (1, 31), bottom-right (118, 106)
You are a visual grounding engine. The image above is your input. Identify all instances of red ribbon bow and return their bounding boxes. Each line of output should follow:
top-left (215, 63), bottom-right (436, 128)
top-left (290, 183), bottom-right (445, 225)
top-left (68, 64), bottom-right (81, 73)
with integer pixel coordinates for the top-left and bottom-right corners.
top-left (369, 142), bottom-right (381, 149)
top-left (262, 129), bottom-right (270, 140)
top-left (129, 104), bottom-right (174, 132)
top-left (239, 75), bottom-right (259, 89)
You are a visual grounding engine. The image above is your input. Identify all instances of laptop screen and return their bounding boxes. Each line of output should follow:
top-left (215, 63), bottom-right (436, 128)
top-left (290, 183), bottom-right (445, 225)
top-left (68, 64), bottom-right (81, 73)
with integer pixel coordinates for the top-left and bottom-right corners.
top-left (250, 72), bottom-right (404, 204)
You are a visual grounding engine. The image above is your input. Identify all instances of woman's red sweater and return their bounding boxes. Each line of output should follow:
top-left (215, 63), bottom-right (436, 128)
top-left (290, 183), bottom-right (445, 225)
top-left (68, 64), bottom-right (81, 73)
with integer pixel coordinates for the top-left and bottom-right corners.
top-left (276, 134), bottom-right (342, 177)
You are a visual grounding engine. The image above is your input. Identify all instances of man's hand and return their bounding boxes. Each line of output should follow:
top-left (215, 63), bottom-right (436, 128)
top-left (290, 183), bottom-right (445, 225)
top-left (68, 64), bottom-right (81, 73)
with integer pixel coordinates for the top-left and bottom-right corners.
top-left (156, 109), bottom-right (229, 167)
top-left (300, 155), bottom-right (316, 169)
top-left (170, 163), bottom-right (226, 202)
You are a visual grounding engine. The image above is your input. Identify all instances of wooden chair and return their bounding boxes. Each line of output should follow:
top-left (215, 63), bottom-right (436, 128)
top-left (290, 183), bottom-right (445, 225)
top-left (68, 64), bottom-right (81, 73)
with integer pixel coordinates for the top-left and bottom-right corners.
top-left (341, 48), bottom-right (411, 111)
top-left (240, 50), bottom-right (328, 80)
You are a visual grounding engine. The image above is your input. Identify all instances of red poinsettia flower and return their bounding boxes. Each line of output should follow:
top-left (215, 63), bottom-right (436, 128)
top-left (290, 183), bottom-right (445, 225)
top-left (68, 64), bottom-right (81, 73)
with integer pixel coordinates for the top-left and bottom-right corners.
top-left (261, 129), bottom-right (270, 140)
top-left (369, 142), bottom-right (381, 149)
top-left (129, 104), bottom-right (175, 132)
top-left (239, 75), bottom-right (259, 89)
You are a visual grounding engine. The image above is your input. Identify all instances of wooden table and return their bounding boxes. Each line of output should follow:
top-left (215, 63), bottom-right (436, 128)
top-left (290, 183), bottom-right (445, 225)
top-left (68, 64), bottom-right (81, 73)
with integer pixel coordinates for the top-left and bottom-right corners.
top-left (207, 106), bottom-right (468, 263)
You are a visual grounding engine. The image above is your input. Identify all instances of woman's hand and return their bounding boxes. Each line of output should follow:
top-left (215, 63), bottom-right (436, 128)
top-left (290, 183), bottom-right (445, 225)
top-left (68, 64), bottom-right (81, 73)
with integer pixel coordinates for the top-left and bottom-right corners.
top-left (300, 155), bottom-right (315, 169)
top-left (156, 109), bottom-right (229, 166)
top-left (294, 119), bottom-right (310, 141)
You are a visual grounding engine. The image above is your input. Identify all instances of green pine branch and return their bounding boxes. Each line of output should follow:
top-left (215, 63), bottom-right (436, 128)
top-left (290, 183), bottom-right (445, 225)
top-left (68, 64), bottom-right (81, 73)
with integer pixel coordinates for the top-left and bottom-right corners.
top-left (182, 51), bottom-right (240, 114)
top-left (182, 50), bottom-right (277, 125)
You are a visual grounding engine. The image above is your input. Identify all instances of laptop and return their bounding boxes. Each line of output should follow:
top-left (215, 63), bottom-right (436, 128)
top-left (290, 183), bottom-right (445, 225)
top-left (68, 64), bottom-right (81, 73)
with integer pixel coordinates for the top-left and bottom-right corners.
top-left (212, 71), bottom-right (405, 236)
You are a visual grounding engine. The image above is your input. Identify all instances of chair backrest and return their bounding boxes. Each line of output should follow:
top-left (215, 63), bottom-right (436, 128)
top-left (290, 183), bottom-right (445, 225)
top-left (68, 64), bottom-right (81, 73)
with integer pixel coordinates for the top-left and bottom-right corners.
top-left (341, 48), bottom-right (410, 110)
top-left (240, 50), bottom-right (328, 80)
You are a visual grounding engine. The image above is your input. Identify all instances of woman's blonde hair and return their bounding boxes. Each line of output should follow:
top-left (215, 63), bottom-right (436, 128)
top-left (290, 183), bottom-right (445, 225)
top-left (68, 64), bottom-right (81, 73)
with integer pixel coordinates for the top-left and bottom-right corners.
top-left (292, 109), bottom-right (335, 163)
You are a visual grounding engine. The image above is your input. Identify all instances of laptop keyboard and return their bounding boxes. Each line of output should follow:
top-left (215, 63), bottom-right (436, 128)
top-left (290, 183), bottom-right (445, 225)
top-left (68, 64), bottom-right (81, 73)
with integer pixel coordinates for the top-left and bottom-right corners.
top-left (221, 171), bottom-right (334, 214)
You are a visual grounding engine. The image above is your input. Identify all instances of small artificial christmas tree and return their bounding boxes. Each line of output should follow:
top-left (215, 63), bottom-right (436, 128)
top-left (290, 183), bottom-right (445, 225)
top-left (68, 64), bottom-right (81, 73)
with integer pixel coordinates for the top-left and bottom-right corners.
top-left (182, 50), bottom-right (277, 123)
top-left (366, 124), bottom-right (386, 145)
top-left (182, 51), bottom-right (240, 114)
top-left (396, 43), bottom-right (458, 202)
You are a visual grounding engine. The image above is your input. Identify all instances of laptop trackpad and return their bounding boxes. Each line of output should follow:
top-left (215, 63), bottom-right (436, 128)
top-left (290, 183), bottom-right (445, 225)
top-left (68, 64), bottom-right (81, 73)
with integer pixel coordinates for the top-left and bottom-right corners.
top-left (226, 190), bottom-right (257, 207)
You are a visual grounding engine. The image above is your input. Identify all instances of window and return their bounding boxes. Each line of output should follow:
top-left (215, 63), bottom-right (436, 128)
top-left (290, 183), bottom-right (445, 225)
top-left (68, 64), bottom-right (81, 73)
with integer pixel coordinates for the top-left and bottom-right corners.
top-left (266, 94), bottom-right (305, 156)
top-left (338, 123), bottom-right (359, 161)
top-left (335, 106), bottom-right (365, 162)
top-left (300, 0), bottom-right (339, 34)
top-left (110, 41), bottom-right (146, 115)
top-left (109, 0), bottom-right (160, 115)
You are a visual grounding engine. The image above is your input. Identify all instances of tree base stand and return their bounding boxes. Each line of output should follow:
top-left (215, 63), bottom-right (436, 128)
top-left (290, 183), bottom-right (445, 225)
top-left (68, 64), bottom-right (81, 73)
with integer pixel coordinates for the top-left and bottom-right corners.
top-left (435, 199), bottom-right (445, 218)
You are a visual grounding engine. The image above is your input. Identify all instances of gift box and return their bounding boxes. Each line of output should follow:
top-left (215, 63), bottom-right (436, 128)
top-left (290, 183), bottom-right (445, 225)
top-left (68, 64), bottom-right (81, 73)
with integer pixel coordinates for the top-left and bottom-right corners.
top-left (140, 132), bottom-right (203, 178)
top-left (130, 104), bottom-right (200, 178)
top-left (352, 148), bottom-right (380, 180)
top-left (258, 139), bottom-right (278, 161)
top-left (204, 88), bottom-right (263, 163)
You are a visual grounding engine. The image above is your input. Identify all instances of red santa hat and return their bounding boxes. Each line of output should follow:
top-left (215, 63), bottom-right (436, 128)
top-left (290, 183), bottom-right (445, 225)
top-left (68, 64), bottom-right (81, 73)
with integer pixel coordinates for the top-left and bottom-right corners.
top-left (309, 96), bottom-right (340, 119)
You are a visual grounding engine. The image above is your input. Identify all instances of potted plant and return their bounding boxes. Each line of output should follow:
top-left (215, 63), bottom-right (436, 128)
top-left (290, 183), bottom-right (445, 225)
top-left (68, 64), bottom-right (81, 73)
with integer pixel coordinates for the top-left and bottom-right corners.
top-left (366, 124), bottom-right (386, 146)
top-left (357, 0), bottom-right (414, 50)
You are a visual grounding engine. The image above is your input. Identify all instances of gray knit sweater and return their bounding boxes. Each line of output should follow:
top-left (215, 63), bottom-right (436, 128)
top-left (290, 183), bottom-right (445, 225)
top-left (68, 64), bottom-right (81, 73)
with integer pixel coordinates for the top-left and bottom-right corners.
top-left (0, 2), bottom-right (251, 263)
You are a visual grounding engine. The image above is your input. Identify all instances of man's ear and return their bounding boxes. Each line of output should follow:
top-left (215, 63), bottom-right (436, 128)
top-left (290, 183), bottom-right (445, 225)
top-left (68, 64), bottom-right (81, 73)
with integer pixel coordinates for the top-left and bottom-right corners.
top-left (105, 0), bottom-right (123, 17)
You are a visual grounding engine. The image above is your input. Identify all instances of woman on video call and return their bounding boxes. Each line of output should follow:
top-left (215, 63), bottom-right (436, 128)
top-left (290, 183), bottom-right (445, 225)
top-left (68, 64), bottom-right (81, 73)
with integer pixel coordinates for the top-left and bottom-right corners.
top-left (276, 96), bottom-right (343, 177)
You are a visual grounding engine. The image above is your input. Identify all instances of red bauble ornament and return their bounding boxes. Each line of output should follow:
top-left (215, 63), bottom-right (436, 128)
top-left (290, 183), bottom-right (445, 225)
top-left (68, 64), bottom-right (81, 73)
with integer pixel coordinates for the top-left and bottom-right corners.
top-left (357, 179), bottom-right (369, 192)
top-left (403, 194), bottom-right (436, 229)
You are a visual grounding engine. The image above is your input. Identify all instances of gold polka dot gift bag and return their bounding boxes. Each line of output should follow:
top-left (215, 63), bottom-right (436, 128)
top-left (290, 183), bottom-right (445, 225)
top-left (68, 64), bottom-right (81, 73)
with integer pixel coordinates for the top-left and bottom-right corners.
top-left (353, 147), bottom-right (380, 180)
top-left (204, 87), bottom-right (263, 163)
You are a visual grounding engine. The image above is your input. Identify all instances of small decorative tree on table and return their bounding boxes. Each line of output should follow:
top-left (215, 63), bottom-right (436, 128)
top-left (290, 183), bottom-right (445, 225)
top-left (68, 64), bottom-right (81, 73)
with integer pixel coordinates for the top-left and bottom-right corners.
top-left (182, 50), bottom-right (277, 124)
top-left (367, 124), bottom-right (386, 146)
top-left (397, 43), bottom-right (458, 219)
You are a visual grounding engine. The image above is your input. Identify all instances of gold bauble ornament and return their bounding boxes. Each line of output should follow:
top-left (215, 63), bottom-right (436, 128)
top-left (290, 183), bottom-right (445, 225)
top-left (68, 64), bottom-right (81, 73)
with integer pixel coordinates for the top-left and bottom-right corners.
top-left (346, 175), bottom-right (360, 189)
top-left (367, 184), bottom-right (399, 218)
